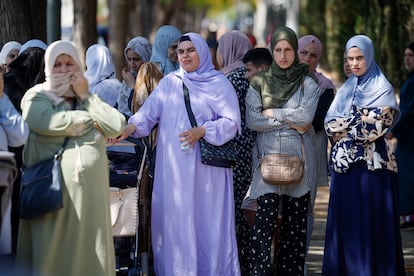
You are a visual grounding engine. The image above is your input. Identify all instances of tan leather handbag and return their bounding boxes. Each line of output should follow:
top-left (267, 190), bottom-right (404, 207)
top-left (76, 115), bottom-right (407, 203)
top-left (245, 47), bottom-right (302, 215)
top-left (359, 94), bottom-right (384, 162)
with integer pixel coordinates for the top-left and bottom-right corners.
top-left (260, 136), bottom-right (305, 185)
top-left (110, 186), bottom-right (138, 236)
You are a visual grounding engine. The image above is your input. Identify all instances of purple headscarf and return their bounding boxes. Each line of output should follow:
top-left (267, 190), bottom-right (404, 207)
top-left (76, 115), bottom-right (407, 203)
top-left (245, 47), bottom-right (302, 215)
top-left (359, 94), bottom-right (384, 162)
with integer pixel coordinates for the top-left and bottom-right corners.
top-left (217, 30), bottom-right (252, 76)
top-left (173, 32), bottom-right (241, 132)
top-left (298, 35), bottom-right (335, 89)
top-left (325, 35), bottom-right (400, 126)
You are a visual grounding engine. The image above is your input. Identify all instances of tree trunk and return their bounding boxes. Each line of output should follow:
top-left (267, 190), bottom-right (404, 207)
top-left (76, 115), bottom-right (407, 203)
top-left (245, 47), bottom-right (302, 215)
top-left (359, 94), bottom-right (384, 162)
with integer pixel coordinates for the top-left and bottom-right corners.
top-left (72, 0), bottom-right (97, 69)
top-left (0, 0), bottom-right (33, 46)
top-left (31, 0), bottom-right (47, 42)
top-left (128, 0), bottom-right (142, 38)
top-left (108, 0), bottom-right (129, 80)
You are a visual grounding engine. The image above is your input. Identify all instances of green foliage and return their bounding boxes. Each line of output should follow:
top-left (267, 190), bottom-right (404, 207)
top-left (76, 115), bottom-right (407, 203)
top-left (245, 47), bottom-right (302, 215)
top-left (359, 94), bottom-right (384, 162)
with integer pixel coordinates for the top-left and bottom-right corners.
top-left (186, 0), bottom-right (256, 15)
top-left (299, 0), bottom-right (413, 88)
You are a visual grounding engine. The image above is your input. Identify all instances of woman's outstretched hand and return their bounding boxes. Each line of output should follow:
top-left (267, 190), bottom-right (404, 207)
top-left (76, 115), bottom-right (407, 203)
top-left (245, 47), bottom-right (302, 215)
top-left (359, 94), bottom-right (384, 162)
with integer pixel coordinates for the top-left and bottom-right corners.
top-left (110, 123), bottom-right (136, 144)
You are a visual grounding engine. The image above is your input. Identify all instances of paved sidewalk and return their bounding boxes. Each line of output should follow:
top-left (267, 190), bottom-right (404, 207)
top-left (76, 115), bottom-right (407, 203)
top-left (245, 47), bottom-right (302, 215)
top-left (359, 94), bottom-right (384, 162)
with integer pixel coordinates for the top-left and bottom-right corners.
top-left (306, 186), bottom-right (414, 275)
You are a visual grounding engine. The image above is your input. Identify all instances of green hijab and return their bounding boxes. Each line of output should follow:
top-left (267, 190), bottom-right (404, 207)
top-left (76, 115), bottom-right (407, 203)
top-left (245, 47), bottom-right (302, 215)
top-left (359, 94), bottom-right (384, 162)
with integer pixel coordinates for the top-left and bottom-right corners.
top-left (251, 26), bottom-right (310, 109)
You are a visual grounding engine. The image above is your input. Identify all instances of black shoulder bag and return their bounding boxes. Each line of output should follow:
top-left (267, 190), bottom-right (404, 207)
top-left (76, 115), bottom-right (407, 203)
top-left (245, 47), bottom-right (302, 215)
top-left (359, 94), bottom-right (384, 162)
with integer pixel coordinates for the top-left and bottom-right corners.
top-left (19, 100), bottom-right (77, 219)
top-left (183, 83), bottom-right (238, 168)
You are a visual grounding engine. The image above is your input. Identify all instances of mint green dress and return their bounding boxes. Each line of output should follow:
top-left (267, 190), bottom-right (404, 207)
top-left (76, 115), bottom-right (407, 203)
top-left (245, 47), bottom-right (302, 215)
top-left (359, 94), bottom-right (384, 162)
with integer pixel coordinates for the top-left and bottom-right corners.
top-left (16, 91), bottom-right (126, 276)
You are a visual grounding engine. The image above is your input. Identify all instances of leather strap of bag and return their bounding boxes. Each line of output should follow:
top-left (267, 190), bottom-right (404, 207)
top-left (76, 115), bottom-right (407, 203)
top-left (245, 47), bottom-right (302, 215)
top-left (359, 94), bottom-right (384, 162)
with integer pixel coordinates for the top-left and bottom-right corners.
top-left (297, 76), bottom-right (305, 160)
top-left (55, 99), bottom-right (77, 160)
top-left (259, 77), bottom-right (306, 160)
top-left (183, 83), bottom-right (198, 128)
top-left (288, 77), bottom-right (305, 161)
top-left (298, 135), bottom-right (305, 161)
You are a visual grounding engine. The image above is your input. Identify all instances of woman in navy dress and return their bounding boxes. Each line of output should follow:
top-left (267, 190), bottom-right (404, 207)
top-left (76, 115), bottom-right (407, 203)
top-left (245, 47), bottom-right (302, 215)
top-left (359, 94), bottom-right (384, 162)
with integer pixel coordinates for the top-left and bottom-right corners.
top-left (322, 35), bottom-right (405, 275)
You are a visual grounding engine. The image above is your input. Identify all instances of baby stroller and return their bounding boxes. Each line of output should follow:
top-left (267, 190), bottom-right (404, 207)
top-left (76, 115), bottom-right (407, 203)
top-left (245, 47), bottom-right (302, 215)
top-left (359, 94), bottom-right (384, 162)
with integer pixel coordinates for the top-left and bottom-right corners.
top-left (107, 137), bottom-right (152, 276)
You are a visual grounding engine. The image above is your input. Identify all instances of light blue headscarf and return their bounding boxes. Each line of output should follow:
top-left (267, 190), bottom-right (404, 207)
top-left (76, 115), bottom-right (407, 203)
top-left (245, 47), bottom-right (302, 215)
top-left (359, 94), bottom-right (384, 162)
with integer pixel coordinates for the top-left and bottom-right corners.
top-left (123, 36), bottom-right (152, 64)
top-left (19, 39), bottom-right (47, 55)
top-left (325, 35), bottom-right (400, 127)
top-left (150, 25), bottom-right (182, 75)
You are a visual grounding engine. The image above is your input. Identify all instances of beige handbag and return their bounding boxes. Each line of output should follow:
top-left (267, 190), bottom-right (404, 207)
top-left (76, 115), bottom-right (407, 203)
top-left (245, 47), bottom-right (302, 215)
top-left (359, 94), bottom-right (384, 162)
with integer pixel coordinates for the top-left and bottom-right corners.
top-left (260, 135), bottom-right (305, 185)
top-left (109, 139), bottom-right (148, 237)
top-left (110, 186), bottom-right (138, 236)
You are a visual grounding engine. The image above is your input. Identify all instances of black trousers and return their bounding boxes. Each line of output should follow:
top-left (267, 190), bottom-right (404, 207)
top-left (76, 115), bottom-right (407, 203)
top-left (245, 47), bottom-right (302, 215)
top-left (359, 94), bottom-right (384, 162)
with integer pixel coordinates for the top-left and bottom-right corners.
top-left (249, 192), bottom-right (309, 276)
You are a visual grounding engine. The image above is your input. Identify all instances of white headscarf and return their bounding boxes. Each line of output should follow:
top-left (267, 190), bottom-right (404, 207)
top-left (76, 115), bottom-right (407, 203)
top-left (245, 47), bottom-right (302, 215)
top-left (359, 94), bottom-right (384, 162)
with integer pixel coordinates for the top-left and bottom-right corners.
top-left (84, 44), bottom-right (119, 106)
top-left (24, 40), bottom-right (83, 106)
top-left (0, 41), bottom-right (21, 64)
top-left (85, 44), bottom-right (116, 89)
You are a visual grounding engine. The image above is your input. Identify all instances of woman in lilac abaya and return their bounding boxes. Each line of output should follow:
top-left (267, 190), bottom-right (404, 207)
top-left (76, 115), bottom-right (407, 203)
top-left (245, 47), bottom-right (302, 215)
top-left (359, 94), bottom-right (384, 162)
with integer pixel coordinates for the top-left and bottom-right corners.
top-left (118, 32), bottom-right (241, 276)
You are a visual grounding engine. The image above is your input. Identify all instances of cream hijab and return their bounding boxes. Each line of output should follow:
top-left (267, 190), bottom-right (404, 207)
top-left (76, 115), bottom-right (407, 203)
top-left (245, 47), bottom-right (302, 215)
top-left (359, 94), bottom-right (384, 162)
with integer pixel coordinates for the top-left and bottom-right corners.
top-left (25, 40), bottom-right (83, 106)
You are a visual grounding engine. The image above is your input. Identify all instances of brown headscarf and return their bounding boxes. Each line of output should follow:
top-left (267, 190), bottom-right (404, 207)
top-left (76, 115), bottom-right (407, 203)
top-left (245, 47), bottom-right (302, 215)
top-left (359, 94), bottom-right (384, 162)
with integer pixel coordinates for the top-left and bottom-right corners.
top-left (250, 26), bottom-right (310, 109)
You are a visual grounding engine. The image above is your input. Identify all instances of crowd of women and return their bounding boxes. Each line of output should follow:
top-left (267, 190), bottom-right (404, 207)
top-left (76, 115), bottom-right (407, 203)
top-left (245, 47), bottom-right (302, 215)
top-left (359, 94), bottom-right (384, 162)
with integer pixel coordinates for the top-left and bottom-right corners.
top-left (0, 22), bottom-right (412, 276)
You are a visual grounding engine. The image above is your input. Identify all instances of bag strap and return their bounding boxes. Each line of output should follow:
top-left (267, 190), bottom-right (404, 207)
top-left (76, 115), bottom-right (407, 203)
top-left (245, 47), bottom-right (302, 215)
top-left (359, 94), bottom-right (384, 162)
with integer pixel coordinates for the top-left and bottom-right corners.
top-left (55, 99), bottom-right (77, 159)
top-left (299, 134), bottom-right (305, 161)
top-left (258, 77), bottom-right (306, 161)
top-left (298, 75), bottom-right (304, 107)
top-left (183, 83), bottom-right (198, 128)
top-left (289, 76), bottom-right (305, 161)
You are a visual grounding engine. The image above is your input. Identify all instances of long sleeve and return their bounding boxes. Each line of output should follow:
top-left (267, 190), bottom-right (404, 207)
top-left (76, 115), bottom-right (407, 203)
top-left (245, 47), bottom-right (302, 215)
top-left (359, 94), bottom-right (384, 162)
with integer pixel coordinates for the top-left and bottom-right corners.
top-left (117, 81), bottom-right (133, 118)
top-left (246, 86), bottom-right (286, 132)
top-left (80, 94), bottom-right (126, 138)
top-left (327, 105), bottom-right (397, 173)
top-left (22, 91), bottom-right (125, 139)
top-left (0, 93), bottom-right (28, 147)
top-left (270, 77), bottom-right (320, 126)
top-left (326, 106), bottom-right (394, 145)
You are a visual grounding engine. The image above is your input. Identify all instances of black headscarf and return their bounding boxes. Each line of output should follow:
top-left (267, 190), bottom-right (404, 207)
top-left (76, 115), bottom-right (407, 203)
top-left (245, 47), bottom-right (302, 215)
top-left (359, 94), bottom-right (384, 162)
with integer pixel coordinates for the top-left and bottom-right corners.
top-left (10, 47), bottom-right (46, 92)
